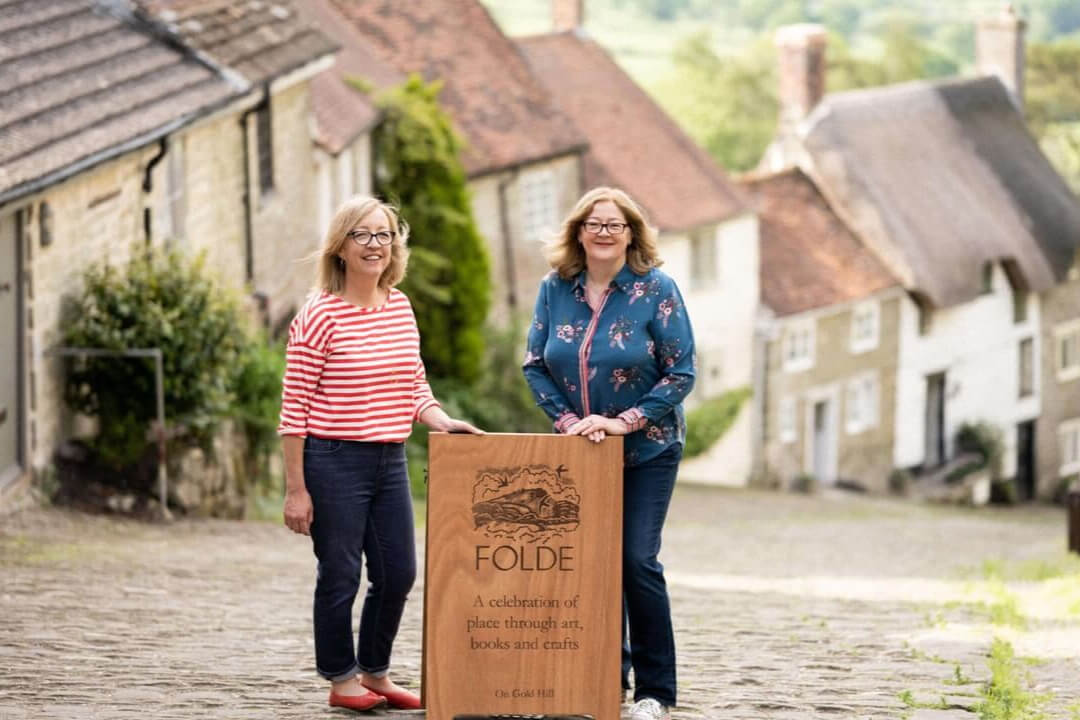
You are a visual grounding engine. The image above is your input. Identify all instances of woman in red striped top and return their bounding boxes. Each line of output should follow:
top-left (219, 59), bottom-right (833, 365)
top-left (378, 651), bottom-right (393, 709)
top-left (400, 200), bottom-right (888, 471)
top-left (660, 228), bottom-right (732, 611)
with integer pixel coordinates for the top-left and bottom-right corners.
top-left (279, 196), bottom-right (480, 712)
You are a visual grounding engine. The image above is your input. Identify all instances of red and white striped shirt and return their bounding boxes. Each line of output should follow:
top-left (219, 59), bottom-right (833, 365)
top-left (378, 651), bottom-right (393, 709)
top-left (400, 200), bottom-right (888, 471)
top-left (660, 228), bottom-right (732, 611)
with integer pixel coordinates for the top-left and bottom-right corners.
top-left (277, 289), bottom-right (439, 442)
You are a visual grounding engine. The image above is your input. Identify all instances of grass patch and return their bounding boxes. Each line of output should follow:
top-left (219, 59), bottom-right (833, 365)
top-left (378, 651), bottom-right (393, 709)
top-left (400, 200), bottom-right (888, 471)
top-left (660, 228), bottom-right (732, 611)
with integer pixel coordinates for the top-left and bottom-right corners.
top-left (974, 638), bottom-right (1050, 720)
top-left (972, 555), bottom-right (1080, 583)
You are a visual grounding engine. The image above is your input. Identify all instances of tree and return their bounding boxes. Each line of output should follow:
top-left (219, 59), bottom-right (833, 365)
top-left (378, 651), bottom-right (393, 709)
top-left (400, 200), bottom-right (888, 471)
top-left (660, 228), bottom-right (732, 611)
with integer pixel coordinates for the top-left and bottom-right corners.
top-left (369, 74), bottom-right (492, 384)
top-left (1027, 40), bottom-right (1080, 192)
top-left (654, 32), bottom-right (778, 171)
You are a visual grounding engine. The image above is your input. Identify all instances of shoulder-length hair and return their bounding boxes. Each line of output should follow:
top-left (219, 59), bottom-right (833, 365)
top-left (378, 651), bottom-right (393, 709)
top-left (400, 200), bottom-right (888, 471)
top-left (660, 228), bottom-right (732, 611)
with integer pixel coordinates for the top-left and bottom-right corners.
top-left (546, 186), bottom-right (662, 280)
top-left (314, 196), bottom-right (410, 293)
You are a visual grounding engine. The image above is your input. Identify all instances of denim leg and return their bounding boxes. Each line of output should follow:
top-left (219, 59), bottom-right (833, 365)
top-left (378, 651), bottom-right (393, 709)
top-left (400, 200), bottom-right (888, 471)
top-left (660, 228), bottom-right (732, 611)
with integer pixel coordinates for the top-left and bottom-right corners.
top-left (356, 443), bottom-right (417, 676)
top-left (623, 444), bottom-right (681, 706)
top-left (305, 437), bottom-right (380, 681)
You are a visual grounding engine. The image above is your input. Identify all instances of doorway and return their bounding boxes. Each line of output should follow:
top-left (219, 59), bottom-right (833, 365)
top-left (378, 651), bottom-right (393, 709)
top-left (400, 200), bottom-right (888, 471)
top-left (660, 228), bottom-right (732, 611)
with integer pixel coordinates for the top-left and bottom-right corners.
top-left (924, 373), bottom-right (946, 469)
top-left (0, 211), bottom-right (23, 489)
top-left (810, 398), bottom-right (836, 485)
top-left (1015, 420), bottom-right (1036, 501)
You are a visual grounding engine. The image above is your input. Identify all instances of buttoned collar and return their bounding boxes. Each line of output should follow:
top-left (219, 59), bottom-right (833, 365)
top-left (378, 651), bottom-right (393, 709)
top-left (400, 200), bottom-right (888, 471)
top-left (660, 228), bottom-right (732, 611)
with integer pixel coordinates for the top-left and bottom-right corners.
top-left (572, 264), bottom-right (649, 297)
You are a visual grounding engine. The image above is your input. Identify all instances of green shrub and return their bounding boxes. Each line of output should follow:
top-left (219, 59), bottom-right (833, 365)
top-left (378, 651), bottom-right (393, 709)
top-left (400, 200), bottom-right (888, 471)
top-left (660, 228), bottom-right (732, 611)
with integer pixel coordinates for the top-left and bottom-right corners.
top-left (792, 472), bottom-right (818, 494)
top-left (888, 468), bottom-right (913, 496)
top-left (62, 248), bottom-right (249, 470)
top-left (683, 386), bottom-right (752, 458)
top-left (231, 334), bottom-right (286, 487)
top-left (956, 421), bottom-right (1004, 479)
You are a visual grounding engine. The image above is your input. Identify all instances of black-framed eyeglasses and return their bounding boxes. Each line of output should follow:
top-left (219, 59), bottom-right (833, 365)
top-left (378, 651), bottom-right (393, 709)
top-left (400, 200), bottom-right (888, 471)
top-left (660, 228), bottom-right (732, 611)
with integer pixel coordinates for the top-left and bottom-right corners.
top-left (582, 220), bottom-right (628, 236)
top-left (347, 229), bottom-right (396, 246)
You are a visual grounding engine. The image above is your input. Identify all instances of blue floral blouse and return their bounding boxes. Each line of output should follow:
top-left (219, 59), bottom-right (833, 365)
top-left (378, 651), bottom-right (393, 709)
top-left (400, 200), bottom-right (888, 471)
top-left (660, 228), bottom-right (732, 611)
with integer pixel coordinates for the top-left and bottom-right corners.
top-left (522, 264), bottom-right (696, 468)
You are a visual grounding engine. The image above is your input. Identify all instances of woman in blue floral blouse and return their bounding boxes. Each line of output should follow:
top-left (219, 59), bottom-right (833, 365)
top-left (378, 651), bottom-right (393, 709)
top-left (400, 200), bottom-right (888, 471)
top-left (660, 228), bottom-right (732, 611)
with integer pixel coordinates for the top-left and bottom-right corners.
top-left (522, 187), bottom-right (695, 720)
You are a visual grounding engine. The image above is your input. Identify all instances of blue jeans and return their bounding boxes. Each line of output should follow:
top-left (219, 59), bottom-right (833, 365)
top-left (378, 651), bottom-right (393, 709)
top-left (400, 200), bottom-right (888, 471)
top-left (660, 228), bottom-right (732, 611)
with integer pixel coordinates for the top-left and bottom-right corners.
top-left (303, 437), bottom-right (416, 681)
top-left (621, 443), bottom-right (681, 706)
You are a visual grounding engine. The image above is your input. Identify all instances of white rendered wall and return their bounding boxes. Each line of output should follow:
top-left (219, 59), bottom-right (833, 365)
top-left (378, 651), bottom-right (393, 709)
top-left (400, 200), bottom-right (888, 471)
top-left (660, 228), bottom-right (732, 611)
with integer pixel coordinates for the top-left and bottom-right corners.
top-left (893, 264), bottom-right (1041, 476)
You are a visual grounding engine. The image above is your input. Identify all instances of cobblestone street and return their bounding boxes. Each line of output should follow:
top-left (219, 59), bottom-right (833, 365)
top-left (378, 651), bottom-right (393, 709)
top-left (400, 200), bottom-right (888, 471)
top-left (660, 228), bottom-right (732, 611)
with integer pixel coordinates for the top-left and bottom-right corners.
top-left (2, 485), bottom-right (1079, 719)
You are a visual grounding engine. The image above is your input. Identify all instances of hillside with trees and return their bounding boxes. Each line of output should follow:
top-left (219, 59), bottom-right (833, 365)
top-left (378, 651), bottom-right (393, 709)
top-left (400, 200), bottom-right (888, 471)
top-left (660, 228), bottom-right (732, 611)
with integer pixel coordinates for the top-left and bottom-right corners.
top-left (483, 0), bottom-right (1080, 188)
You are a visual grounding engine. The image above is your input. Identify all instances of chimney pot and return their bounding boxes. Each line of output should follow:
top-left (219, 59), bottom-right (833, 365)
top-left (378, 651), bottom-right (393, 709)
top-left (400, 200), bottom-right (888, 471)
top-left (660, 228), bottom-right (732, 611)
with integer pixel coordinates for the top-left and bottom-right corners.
top-left (976, 3), bottom-right (1026, 110)
top-left (553, 0), bottom-right (583, 32)
top-left (775, 24), bottom-right (828, 126)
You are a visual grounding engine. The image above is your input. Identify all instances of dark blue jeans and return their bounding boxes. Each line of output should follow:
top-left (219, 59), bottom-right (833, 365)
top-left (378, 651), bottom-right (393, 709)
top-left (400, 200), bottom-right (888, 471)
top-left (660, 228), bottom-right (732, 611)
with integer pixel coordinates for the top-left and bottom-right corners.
top-left (621, 443), bottom-right (681, 707)
top-left (303, 437), bottom-right (416, 682)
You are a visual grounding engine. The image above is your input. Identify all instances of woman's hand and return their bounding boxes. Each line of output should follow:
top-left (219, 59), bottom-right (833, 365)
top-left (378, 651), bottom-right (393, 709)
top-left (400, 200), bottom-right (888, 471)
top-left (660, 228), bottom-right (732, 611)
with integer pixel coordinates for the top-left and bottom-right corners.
top-left (441, 417), bottom-right (484, 434)
top-left (420, 405), bottom-right (484, 434)
top-left (283, 487), bottom-right (314, 536)
top-left (567, 414), bottom-right (629, 443)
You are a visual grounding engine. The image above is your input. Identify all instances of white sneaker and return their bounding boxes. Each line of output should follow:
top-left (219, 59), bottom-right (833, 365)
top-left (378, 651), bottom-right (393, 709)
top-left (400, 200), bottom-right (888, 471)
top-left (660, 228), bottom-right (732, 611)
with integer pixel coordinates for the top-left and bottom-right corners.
top-left (628, 697), bottom-right (670, 720)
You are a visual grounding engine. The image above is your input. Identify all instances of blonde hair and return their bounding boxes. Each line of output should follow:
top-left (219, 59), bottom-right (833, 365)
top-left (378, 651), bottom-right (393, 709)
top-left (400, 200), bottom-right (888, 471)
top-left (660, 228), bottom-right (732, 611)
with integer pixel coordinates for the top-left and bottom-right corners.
top-left (547, 186), bottom-right (662, 280)
top-left (314, 196), bottom-right (410, 293)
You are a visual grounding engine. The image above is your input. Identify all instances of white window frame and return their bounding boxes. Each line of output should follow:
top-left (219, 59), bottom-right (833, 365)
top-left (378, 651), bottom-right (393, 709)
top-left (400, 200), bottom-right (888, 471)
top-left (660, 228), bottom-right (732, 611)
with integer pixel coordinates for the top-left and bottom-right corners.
top-left (1060, 418), bottom-right (1080, 476)
top-left (1056, 320), bottom-right (1080, 383)
top-left (316, 154), bottom-right (333, 241)
top-left (849, 301), bottom-right (880, 354)
top-left (337, 146), bottom-right (355, 204)
top-left (353, 138), bottom-right (372, 197)
top-left (782, 320), bottom-right (815, 373)
top-left (689, 227), bottom-right (718, 292)
top-left (520, 168), bottom-right (558, 247)
top-left (845, 372), bottom-right (879, 435)
top-left (1018, 336), bottom-right (1035, 398)
top-left (779, 396), bottom-right (797, 444)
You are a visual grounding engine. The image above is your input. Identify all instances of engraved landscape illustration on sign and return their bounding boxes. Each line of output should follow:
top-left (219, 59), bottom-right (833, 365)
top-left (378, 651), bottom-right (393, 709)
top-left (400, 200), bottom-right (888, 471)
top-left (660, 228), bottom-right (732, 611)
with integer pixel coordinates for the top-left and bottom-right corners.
top-left (471, 464), bottom-right (581, 544)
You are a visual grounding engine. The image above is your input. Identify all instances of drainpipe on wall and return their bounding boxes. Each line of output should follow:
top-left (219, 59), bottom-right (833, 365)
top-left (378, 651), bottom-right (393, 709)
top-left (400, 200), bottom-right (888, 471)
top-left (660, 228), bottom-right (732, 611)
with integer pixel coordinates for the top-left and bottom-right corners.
top-left (239, 105), bottom-right (258, 285)
top-left (497, 169), bottom-right (520, 310)
top-left (141, 139), bottom-right (168, 247)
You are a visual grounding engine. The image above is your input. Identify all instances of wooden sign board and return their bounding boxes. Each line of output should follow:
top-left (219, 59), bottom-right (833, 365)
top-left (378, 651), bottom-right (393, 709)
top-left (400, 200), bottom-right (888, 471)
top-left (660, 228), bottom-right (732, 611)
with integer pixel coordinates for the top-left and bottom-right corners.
top-left (424, 433), bottom-right (623, 720)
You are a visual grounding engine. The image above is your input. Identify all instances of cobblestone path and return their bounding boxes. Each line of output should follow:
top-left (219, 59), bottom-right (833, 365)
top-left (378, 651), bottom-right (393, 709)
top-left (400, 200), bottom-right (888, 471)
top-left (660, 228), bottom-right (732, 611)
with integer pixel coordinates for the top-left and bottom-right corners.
top-left (2, 486), bottom-right (1078, 719)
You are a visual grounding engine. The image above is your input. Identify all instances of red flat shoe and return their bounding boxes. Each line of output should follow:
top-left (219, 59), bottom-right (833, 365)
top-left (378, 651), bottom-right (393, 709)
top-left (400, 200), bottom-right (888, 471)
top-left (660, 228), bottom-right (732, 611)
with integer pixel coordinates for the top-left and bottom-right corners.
top-left (328, 688), bottom-right (387, 711)
top-left (361, 684), bottom-right (421, 710)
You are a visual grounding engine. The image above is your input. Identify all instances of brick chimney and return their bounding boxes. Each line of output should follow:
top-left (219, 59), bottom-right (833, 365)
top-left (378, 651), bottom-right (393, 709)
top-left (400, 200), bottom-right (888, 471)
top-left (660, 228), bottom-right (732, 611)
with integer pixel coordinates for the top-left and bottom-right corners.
top-left (553, 0), bottom-right (583, 32)
top-left (977, 3), bottom-right (1026, 110)
top-left (775, 24), bottom-right (828, 130)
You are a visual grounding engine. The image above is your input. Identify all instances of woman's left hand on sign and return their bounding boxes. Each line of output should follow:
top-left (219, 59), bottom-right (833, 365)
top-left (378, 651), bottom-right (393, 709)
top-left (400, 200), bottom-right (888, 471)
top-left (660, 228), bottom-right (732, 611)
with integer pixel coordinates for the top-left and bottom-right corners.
top-left (567, 414), bottom-right (629, 443)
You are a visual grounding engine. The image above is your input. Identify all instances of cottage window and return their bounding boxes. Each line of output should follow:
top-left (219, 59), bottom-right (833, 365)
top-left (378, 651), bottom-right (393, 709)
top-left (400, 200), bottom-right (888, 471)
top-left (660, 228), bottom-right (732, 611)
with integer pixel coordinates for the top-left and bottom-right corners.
top-left (981, 261), bottom-right (994, 294)
top-left (1018, 337), bottom-right (1034, 398)
top-left (782, 322), bottom-right (814, 372)
top-left (689, 228), bottom-right (718, 292)
top-left (521, 169), bottom-right (558, 246)
top-left (845, 372), bottom-right (879, 434)
top-left (1060, 419), bottom-right (1080, 476)
top-left (256, 101), bottom-right (274, 194)
top-left (1013, 289), bottom-right (1028, 324)
top-left (779, 396), bottom-right (797, 444)
top-left (156, 140), bottom-right (185, 246)
top-left (850, 301), bottom-right (880, 353)
top-left (1056, 321), bottom-right (1080, 382)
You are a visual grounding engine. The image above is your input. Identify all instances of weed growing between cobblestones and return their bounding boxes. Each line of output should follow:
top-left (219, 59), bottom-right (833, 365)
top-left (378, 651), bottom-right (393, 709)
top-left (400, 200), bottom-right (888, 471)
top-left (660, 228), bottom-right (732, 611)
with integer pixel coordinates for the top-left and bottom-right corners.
top-left (1066, 700), bottom-right (1080, 719)
top-left (898, 689), bottom-right (950, 711)
top-left (974, 638), bottom-right (1050, 720)
top-left (947, 663), bottom-right (974, 686)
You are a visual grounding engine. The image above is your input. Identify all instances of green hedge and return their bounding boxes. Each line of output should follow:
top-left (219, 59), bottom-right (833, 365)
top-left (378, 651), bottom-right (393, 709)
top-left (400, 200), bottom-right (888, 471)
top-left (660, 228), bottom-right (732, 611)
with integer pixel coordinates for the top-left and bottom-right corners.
top-left (683, 386), bottom-right (752, 458)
